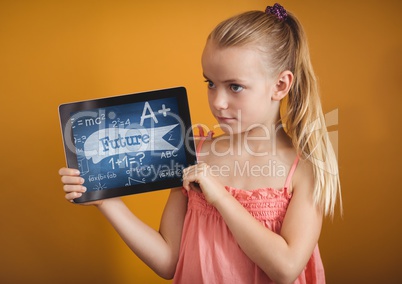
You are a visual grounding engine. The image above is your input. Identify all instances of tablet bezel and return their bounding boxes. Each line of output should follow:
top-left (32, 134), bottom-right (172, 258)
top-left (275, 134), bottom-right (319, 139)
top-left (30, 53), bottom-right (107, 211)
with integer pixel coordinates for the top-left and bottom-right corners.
top-left (59, 87), bottom-right (196, 203)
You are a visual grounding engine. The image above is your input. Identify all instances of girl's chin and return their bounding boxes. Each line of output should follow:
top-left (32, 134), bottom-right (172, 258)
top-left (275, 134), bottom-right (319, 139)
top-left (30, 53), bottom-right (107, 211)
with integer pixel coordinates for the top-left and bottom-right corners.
top-left (216, 121), bottom-right (276, 136)
top-left (216, 123), bottom-right (243, 135)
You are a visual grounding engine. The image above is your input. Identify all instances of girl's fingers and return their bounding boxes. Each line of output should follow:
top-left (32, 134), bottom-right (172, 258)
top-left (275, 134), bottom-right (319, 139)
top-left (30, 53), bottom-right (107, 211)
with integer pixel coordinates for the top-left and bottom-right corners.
top-left (63, 184), bottom-right (87, 193)
top-left (61, 175), bottom-right (85, 185)
top-left (182, 163), bottom-right (211, 191)
top-left (184, 163), bottom-right (210, 179)
top-left (59, 167), bottom-right (80, 176)
top-left (59, 167), bottom-right (99, 205)
top-left (65, 191), bottom-right (83, 201)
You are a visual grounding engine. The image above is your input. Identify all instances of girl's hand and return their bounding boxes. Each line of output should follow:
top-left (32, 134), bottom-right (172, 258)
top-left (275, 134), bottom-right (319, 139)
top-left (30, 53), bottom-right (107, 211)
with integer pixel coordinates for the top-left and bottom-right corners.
top-left (58, 167), bottom-right (103, 206)
top-left (182, 162), bottom-right (228, 205)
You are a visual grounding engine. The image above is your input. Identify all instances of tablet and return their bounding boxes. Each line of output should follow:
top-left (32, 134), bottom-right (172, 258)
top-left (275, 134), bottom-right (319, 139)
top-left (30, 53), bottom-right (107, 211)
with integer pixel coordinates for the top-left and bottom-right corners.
top-left (59, 87), bottom-right (196, 203)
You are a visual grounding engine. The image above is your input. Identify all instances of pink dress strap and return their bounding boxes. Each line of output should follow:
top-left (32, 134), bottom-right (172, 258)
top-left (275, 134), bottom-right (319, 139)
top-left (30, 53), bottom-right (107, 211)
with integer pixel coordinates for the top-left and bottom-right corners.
top-left (181, 126), bottom-right (214, 196)
top-left (284, 156), bottom-right (300, 189)
top-left (195, 125), bottom-right (214, 158)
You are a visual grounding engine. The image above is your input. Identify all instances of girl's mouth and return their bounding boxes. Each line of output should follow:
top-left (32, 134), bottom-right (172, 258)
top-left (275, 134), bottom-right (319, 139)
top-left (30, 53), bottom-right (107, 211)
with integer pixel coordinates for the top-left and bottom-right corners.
top-left (216, 116), bottom-right (236, 124)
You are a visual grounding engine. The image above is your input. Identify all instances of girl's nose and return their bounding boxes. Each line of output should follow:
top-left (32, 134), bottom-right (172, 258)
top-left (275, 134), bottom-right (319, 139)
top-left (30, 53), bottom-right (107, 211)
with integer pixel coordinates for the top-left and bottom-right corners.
top-left (211, 91), bottom-right (229, 110)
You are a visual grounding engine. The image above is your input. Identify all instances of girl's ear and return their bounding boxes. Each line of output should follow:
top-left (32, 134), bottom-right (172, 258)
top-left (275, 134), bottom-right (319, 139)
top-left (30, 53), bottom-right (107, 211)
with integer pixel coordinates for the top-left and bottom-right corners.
top-left (272, 70), bottom-right (293, 101)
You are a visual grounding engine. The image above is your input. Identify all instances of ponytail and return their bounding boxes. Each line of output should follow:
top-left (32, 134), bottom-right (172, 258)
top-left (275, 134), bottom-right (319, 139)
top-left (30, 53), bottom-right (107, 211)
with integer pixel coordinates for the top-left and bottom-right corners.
top-left (284, 13), bottom-right (342, 217)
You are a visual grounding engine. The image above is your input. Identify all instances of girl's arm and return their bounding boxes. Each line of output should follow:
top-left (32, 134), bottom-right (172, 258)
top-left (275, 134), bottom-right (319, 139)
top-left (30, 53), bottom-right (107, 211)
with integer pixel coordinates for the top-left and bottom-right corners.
top-left (59, 168), bottom-right (187, 279)
top-left (97, 187), bottom-right (187, 279)
top-left (183, 160), bottom-right (322, 284)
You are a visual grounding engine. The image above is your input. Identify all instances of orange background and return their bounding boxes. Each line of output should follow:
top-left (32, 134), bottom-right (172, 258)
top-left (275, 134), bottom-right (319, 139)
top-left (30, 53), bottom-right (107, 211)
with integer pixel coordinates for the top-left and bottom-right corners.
top-left (1, 0), bottom-right (401, 283)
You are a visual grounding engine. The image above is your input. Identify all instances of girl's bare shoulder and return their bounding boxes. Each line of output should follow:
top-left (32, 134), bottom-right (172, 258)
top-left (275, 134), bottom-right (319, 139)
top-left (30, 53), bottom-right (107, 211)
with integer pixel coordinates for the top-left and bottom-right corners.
top-left (292, 156), bottom-right (315, 193)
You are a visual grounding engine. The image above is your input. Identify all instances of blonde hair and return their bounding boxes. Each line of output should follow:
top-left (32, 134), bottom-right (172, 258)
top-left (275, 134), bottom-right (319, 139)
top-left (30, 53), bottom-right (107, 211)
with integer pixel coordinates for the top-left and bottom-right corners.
top-left (208, 10), bottom-right (342, 217)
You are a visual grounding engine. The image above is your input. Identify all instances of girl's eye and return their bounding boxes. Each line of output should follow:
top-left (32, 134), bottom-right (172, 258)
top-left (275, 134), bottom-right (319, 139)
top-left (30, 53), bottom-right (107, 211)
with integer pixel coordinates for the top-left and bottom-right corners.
top-left (204, 80), bottom-right (215, 89)
top-left (230, 84), bottom-right (244, 93)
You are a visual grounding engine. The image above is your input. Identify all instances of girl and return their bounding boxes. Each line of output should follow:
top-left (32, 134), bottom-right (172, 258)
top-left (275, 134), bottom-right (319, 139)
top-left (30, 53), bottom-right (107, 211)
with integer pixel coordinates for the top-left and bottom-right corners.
top-left (59, 3), bottom-right (341, 283)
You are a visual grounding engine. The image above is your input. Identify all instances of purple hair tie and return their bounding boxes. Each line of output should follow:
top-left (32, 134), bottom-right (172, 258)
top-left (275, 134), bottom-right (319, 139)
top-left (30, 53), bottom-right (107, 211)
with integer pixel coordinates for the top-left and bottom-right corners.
top-left (265, 3), bottom-right (288, 21)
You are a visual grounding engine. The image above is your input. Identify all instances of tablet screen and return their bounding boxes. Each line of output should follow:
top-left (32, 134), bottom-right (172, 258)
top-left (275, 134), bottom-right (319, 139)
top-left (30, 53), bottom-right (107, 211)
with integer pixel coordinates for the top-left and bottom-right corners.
top-left (59, 87), bottom-right (196, 202)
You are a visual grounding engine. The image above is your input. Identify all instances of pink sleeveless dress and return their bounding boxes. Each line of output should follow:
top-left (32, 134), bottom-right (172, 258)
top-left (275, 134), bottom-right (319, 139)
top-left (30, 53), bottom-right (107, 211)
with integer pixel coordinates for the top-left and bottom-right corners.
top-left (173, 129), bottom-right (325, 284)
